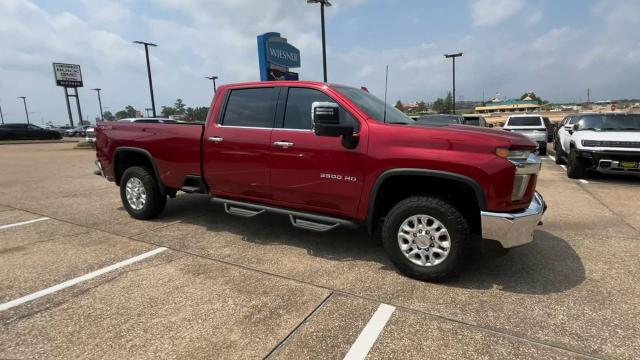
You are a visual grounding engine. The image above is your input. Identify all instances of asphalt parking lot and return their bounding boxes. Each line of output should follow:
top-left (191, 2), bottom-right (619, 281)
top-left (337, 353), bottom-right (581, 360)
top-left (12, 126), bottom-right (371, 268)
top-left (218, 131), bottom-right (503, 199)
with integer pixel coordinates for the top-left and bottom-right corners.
top-left (1, 142), bottom-right (639, 359)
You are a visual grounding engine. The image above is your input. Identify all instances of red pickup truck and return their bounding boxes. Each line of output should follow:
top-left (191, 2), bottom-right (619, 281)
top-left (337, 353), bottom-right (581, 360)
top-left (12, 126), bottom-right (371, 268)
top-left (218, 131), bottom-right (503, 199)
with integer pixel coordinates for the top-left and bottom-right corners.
top-left (95, 81), bottom-right (545, 281)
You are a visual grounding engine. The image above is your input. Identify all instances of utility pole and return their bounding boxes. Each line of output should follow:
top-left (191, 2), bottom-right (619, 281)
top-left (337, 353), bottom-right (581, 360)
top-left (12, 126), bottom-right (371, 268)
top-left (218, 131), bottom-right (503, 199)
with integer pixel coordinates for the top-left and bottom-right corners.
top-left (205, 75), bottom-right (218, 93)
top-left (145, 108), bottom-right (152, 117)
top-left (0, 102), bottom-right (4, 125)
top-left (307, 0), bottom-right (332, 82)
top-left (133, 41), bottom-right (158, 117)
top-left (91, 88), bottom-right (104, 121)
top-left (17, 96), bottom-right (30, 124)
top-left (587, 88), bottom-right (590, 105)
top-left (444, 52), bottom-right (463, 114)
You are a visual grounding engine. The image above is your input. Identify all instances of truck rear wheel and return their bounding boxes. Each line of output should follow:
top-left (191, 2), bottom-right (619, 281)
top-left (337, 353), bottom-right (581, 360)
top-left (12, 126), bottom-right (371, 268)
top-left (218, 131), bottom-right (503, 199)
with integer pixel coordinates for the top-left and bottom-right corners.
top-left (120, 166), bottom-right (166, 220)
top-left (381, 196), bottom-right (470, 282)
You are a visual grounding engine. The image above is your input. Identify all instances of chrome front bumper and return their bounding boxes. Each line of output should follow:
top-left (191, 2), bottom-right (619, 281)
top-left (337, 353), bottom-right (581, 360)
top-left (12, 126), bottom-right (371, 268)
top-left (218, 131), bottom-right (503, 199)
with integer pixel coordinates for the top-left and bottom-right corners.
top-left (480, 192), bottom-right (546, 248)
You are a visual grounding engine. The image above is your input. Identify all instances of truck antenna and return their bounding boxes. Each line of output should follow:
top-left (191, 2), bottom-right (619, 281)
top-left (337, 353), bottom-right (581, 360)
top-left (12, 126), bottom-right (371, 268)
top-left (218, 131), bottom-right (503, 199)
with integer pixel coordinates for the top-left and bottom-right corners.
top-left (383, 65), bottom-right (389, 123)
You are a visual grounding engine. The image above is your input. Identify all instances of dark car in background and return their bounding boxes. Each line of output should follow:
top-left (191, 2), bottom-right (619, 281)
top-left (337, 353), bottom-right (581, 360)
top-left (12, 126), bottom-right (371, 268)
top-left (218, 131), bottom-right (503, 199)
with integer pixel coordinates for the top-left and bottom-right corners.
top-left (0, 123), bottom-right (63, 140)
top-left (415, 114), bottom-right (464, 127)
top-left (462, 114), bottom-right (490, 127)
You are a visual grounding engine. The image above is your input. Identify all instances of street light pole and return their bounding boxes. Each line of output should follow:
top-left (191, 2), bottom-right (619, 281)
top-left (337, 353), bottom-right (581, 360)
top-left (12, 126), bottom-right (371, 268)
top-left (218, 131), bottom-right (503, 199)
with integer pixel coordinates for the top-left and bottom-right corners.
top-left (91, 88), bottom-right (104, 121)
top-left (0, 103), bottom-right (4, 125)
top-left (18, 96), bottom-right (30, 124)
top-left (205, 76), bottom-right (218, 93)
top-left (307, 0), bottom-right (332, 82)
top-left (133, 41), bottom-right (158, 117)
top-left (444, 52), bottom-right (463, 114)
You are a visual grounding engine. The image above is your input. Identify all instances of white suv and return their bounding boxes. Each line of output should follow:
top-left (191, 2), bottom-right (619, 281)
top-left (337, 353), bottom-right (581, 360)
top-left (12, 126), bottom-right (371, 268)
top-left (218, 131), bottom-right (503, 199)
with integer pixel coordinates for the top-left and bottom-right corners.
top-left (503, 114), bottom-right (548, 155)
top-left (561, 113), bottom-right (640, 178)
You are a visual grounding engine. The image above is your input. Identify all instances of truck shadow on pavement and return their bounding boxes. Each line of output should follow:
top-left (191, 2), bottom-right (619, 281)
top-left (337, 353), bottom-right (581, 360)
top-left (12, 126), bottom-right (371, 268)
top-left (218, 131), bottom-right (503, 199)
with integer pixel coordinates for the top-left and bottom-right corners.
top-left (166, 197), bottom-right (584, 295)
top-left (448, 230), bottom-right (585, 295)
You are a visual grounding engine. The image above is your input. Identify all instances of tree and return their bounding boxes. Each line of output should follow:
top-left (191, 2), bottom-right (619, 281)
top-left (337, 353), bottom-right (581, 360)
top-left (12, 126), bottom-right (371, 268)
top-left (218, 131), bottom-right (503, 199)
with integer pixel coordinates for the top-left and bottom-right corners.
top-left (416, 101), bottom-right (428, 113)
top-left (394, 100), bottom-right (404, 111)
top-left (174, 99), bottom-right (186, 115)
top-left (161, 106), bottom-right (176, 117)
top-left (432, 92), bottom-right (453, 113)
top-left (115, 105), bottom-right (137, 119)
top-left (185, 106), bottom-right (209, 123)
top-left (102, 111), bottom-right (115, 121)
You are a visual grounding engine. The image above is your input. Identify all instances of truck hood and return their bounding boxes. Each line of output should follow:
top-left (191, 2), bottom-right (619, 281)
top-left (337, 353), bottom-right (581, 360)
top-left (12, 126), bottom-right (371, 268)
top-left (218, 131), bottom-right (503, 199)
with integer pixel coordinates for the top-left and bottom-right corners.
top-left (415, 124), bottom-right (537, 149)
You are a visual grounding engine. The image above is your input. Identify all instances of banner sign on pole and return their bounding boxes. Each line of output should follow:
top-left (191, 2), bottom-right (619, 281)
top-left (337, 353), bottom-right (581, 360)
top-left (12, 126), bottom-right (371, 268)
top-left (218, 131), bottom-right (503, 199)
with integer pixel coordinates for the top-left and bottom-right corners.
top-left (53, 63), bottom-right (83, 87)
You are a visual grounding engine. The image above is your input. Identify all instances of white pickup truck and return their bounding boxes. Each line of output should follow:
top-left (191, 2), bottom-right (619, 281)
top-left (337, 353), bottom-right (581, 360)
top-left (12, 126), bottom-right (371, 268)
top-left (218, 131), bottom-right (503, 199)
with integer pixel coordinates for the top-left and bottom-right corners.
top-left (503, 114), bottom-right (548, 155)
top-left (558, 113), bottom-right (640, 178)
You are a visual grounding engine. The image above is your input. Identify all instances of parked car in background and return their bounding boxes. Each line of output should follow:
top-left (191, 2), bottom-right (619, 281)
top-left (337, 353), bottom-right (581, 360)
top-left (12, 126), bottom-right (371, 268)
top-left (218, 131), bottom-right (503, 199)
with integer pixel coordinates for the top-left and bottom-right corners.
top-left (65, 125), bottom-right (91, 137)
top-left (85, 127), bottom-right (96, 144)
top-left (503, 114), bottom-right (548, 155)
top-left (553, 114), bottom-right (581, 164)
top-left (415, 114), bottom-right (464, 127)
top-left (462, 114), bottom-right (490, 127)
top-left (560, 113), bottom-right (640, 178)
top-left (0, 123), bottom-right (63, 140)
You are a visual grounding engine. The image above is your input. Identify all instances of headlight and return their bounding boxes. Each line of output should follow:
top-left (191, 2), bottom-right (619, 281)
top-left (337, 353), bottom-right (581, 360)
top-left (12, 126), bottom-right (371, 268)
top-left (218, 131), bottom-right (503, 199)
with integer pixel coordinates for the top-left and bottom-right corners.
top-left (495, 148), bottom-right (531, 161)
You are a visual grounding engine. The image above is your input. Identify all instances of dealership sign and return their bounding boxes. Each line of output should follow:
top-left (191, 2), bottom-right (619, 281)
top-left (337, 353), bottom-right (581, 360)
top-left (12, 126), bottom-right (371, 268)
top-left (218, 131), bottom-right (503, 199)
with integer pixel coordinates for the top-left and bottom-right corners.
top-left (266, 39), bottom-right (301, 68)
top-left (52, 63), bottom-right (83, 87)
top-left (257, 32), bottom-right (300, 81)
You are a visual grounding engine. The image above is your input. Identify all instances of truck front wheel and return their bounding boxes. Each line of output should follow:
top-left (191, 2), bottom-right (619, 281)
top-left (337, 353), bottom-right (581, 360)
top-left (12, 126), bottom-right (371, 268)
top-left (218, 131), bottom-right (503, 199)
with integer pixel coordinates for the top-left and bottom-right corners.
top-left (381, 196), bottom-right (470, 282)
top-left (120, 166), bottom-right (166, 220)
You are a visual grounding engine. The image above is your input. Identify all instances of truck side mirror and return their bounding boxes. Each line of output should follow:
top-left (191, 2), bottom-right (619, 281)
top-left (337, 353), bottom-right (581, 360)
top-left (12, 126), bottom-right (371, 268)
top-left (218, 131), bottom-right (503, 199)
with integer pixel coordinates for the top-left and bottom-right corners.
top-left (312, 101), bottom-right (353, 137)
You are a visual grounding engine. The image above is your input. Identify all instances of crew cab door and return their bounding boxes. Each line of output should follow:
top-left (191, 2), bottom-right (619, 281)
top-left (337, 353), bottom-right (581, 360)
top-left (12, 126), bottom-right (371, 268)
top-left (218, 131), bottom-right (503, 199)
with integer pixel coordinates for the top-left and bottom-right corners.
top-left (269, 87), bottom-right (367, 218)
top-left (202, 86), bottom-right (279, 200)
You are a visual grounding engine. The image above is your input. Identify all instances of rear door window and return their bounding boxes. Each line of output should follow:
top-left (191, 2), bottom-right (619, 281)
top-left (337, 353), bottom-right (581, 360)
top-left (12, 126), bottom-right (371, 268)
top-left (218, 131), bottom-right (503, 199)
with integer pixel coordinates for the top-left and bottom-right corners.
top-left (507, 117), bottom-right (543, 126)
top-left (222, 88), bottom-right (278, 128)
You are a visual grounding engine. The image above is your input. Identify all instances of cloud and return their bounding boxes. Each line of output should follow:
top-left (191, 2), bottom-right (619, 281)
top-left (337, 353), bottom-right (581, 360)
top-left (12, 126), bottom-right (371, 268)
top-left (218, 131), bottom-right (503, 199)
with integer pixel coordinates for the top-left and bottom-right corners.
top-left (531, 27), bottom-right (579, 53)
top-left (470, 0), bottom-right (526, 27)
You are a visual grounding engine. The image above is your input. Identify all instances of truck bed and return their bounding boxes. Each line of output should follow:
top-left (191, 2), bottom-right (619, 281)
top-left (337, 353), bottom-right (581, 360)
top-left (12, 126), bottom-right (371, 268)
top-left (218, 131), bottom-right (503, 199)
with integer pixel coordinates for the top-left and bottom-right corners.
top-left (95, 122), bottom-right (204, 190)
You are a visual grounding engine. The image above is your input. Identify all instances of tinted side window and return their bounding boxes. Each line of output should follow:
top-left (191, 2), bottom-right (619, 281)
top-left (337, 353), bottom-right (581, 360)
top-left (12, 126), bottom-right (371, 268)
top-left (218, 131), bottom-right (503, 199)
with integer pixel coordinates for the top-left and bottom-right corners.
top-left (283, 88), bottom-right (358, 131)
top-left (222, 88), bottom-right (278, 128)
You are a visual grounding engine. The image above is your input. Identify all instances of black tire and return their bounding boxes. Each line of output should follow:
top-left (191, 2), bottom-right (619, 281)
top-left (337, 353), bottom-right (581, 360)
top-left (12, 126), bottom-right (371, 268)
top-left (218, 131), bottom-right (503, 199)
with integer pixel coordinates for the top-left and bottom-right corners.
top-left (381, 196), bottom-right (470, 282)
top-left (119, 166), bottom-right (166, 220)
top-left (567, 148), bottom-right (585, 179)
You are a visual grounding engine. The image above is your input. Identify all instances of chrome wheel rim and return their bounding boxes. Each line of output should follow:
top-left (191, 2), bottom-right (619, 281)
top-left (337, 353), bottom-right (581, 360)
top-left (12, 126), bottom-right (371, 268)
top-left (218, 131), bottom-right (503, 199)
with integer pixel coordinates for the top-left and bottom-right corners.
top-left (125, 177), bottom-right (146, 210)
top-left (397, 214), bottom-right (451, 267)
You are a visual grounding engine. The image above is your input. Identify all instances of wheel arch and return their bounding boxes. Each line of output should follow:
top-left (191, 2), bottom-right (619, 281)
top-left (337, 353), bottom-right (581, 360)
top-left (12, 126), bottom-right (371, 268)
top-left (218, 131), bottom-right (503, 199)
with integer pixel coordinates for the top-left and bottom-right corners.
top-left (366, 169), bottom-right (486, 236)
top-left (113, 147), bottom-right (165, 195)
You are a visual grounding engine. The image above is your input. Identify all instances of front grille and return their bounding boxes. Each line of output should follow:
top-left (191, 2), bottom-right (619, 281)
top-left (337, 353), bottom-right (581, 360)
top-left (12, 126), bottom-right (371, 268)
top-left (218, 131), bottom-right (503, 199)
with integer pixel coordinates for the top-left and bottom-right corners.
top-left (582, 140), bottom-right (640, 148)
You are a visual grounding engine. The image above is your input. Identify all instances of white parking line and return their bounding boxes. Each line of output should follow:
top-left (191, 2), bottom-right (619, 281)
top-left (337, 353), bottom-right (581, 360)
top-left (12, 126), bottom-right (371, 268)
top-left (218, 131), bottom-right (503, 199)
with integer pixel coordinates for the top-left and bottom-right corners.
top-left (344, 303), bottom-right (396, 360)
top-left (0, 247), bottom-right (168, 312)
top-left (548, 155), bottom-right (556, 161)
top-left (560, 165), bottom-right (567, 171)
top-left (579, 179), bottom-right (589, 184)
top-left (0, 217), bottom-right (49, 230)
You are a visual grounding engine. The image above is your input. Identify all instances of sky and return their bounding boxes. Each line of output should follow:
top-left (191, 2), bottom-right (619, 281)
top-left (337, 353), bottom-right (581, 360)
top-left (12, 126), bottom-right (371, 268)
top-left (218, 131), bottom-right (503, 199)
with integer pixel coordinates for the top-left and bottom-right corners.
top-left (0, 0), bottom-right (639, 125)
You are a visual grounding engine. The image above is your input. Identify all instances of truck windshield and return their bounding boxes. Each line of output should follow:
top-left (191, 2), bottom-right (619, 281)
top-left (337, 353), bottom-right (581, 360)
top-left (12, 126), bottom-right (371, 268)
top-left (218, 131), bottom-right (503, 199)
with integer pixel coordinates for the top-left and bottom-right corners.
top-left (577, 114), bottom-right (640, 131)
top-left (333, 86), bottom-right (414, 124)
top-left (507, 117), bottom-right (543, 126)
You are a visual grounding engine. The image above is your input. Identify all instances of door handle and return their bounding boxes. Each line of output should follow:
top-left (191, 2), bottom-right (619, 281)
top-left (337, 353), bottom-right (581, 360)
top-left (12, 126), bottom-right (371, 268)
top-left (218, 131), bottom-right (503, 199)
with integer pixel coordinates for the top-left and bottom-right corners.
top-left (207, 136), bottom-right (223, 143)
top-left (274, 141), bottom-right (294, 149)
